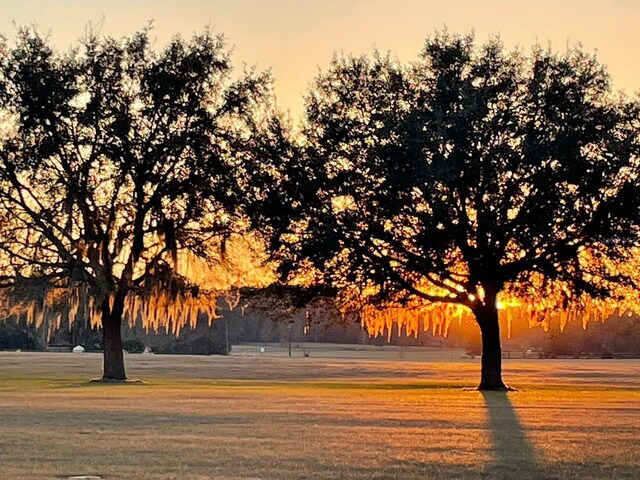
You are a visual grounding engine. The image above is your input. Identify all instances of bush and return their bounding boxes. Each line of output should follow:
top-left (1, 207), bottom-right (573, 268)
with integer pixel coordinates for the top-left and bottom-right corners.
top-left (122, 338), bottom-right (145, 353)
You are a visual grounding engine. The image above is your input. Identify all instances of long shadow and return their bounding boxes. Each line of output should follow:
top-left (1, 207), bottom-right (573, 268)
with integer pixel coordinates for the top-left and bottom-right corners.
top-left (482, 392), bottom-right (545, 480)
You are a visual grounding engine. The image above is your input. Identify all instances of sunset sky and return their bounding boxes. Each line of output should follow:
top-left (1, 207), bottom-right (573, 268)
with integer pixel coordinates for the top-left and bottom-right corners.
top-left (0, 0), bottom-right (638, 119)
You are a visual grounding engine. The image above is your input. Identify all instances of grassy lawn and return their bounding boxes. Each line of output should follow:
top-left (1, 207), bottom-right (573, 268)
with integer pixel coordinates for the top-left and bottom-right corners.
top-left (0, 353), bottom-right (638, 479)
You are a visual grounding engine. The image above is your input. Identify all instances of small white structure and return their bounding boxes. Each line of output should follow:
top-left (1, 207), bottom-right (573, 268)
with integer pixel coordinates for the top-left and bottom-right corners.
top-left (142, 346), bottom-right (154, 355)
top-left (72, 345), bottom-right (85, 354)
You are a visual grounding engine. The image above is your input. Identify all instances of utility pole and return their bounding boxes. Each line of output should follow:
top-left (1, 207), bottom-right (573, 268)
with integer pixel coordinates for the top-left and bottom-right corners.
top-left (287, 319), bottom-right (294, 357)
top-left (42, 308), bottom-right (49, 352)
top-left (225, 318), bottom-right (229, 355)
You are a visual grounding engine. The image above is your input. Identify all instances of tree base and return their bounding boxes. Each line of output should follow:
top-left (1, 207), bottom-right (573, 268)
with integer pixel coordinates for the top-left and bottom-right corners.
top-left (477, 383), bottom-right (517, 392)
top-left (88, 378), bottom-right (146, 384)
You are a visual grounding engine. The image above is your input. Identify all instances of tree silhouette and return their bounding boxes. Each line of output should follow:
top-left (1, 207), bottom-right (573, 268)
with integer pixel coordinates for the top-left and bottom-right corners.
top-left (250, 33), bottom-right (640, 389)
top-left (0, 26), bottom-right (271, 379)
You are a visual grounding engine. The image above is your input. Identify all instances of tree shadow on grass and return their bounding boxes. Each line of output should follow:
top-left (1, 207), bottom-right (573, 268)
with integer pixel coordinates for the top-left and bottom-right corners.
top-left (482, 392), bottom-right (551, 480)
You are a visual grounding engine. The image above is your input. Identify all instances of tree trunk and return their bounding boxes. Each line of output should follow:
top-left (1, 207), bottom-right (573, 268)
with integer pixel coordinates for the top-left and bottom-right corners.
top-left (101, 293), bottom-right (127, 380)
top-left (474, 288), bottom-right (508, 391)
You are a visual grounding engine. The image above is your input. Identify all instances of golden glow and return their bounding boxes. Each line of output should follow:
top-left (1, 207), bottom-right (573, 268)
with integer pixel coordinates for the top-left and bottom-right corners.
top-left (346, 249), bottom-right (640, 341)
top-left (2, 242), bottom-right (639, 343)
top-left (0, 234), bottom-right (275, 339)
top-left (355, 288), bottom-right (639, 342)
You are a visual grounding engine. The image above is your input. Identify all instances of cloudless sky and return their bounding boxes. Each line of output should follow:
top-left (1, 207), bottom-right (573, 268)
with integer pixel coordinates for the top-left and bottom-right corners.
top-left (0, 0), bottom-right (638, 119)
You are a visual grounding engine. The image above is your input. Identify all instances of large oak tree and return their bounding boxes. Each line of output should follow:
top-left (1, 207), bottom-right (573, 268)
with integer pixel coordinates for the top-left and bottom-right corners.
top-left (250, 33), bottom-right (640, 389)
top-left (0, 27), bottom-right (271, 379)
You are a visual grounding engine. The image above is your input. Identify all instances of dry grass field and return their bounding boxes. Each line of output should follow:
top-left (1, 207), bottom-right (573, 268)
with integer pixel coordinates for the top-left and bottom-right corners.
top-left (0, 352), bottom-right (638, 480)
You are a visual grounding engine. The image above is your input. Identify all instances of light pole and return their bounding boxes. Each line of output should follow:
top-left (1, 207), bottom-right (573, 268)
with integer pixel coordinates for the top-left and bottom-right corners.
top-left (224, 318), bottom-right (229, 355)
top-left (287, 319), bottom-right (294, 357)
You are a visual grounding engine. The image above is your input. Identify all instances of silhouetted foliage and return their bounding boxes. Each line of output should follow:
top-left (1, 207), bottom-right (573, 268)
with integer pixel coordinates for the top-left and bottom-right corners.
top-left (0, 319), bottom-right (37, 350)
top-left (250, 32), bottom-right (640, 389)
top-left (0, 26), bottom-right (271, 379)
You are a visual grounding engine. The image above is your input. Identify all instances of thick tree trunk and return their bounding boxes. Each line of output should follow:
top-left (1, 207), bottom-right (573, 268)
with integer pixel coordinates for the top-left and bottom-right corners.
top-left (101, 293), bottom-right (127, 380)
top-left (478, 307), bottom-right (507, 390)
top-left (474, 288), bottom-right (508, 391)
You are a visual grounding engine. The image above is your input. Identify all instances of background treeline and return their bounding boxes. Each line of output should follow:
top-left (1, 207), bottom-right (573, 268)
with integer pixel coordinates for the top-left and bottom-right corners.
top-left (2, 307), bottom-right (638, 358)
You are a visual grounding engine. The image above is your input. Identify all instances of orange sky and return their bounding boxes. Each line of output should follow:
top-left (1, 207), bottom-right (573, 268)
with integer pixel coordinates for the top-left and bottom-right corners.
top-left (0, 0), bottom-right (638, 119)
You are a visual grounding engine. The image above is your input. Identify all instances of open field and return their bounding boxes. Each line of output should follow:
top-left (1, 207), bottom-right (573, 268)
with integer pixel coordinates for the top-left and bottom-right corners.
top-left (0, 352), bottom-right (638, 479)
top-left (229, 343), bottom-right (470, 360)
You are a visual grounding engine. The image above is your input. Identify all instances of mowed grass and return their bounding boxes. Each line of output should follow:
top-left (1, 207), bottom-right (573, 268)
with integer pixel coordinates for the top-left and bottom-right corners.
top-left (0, 353), bottom-right (638, 480)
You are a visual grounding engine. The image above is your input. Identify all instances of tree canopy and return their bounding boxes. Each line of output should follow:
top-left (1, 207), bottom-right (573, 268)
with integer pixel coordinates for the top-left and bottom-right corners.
top-left (249, 33), bottom-right (640, 388)
top-left (0, 26), bottom-right (272, 378)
